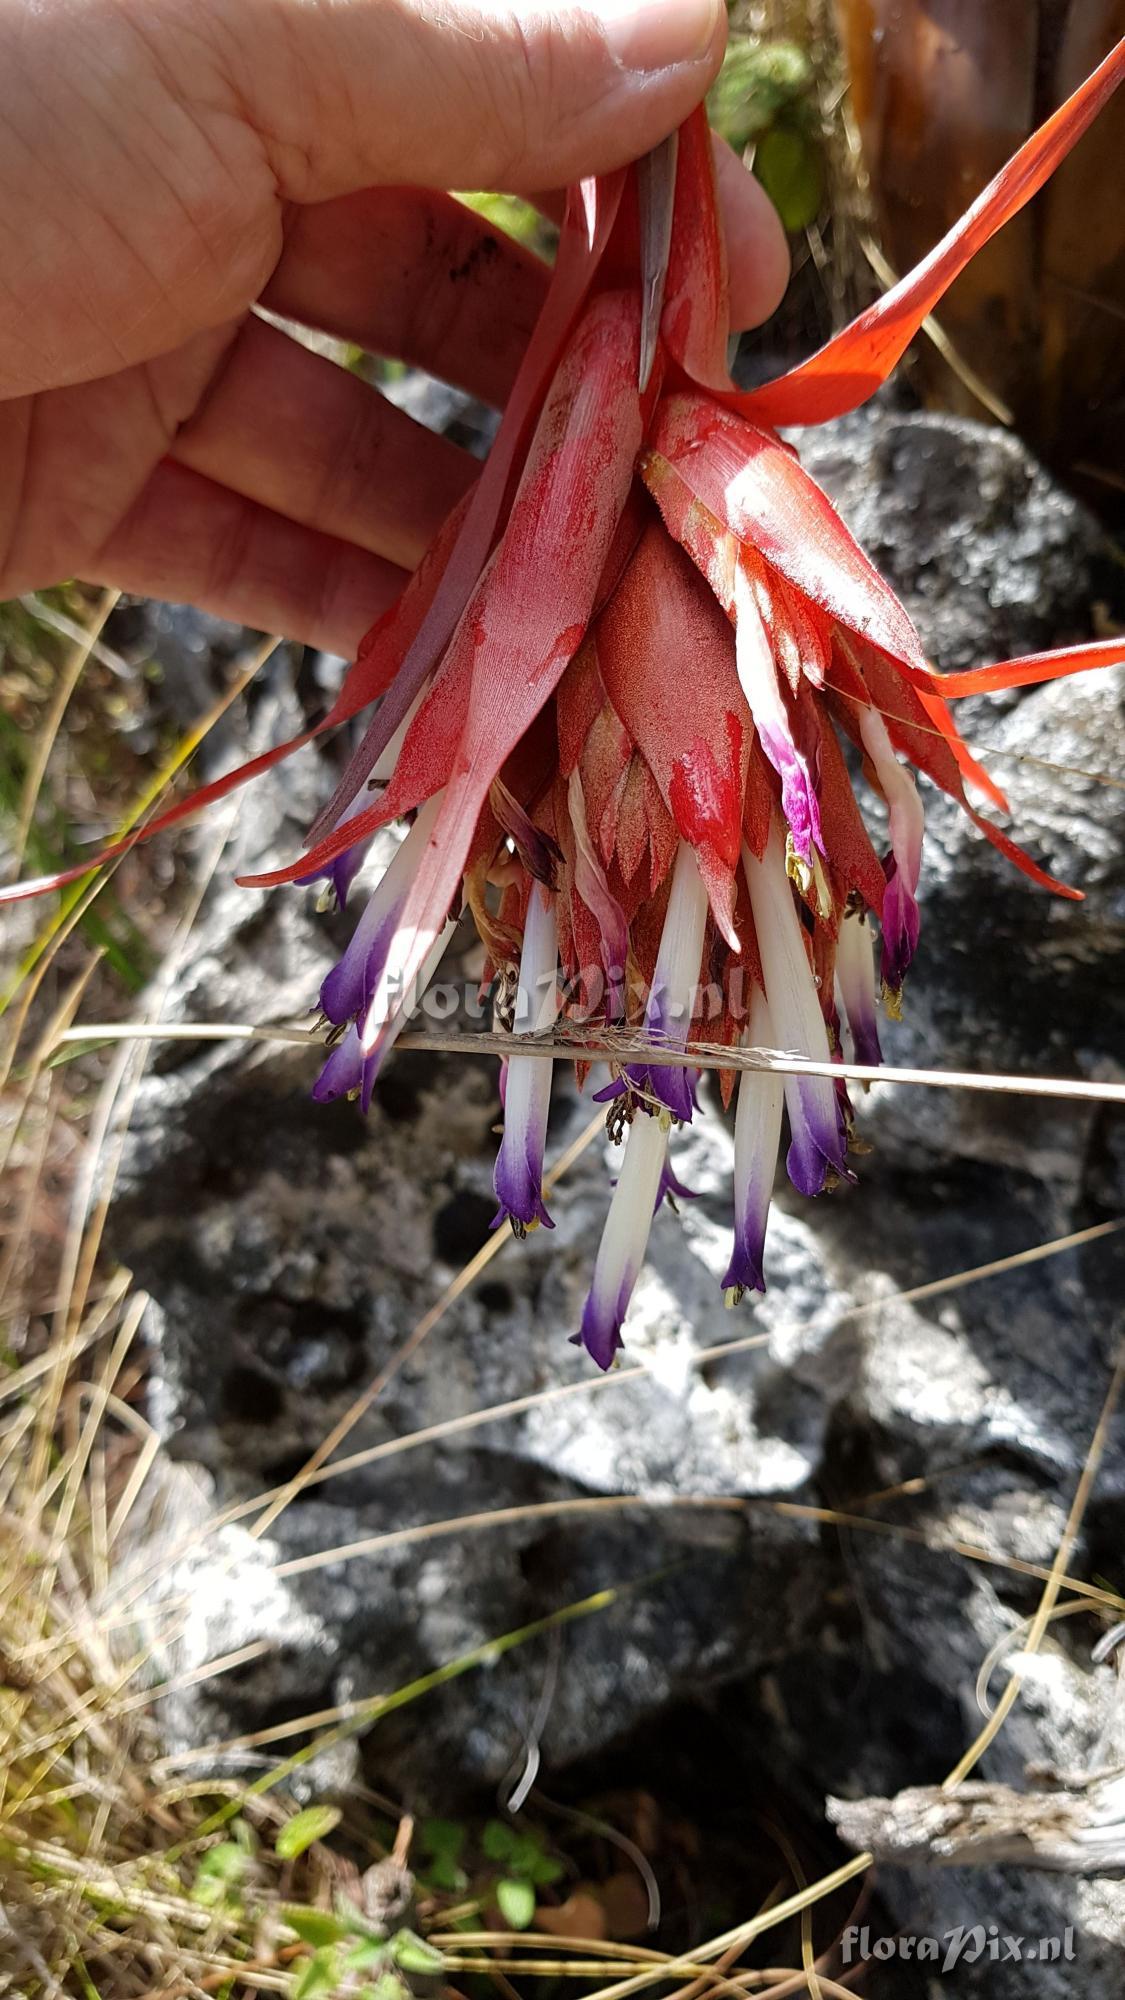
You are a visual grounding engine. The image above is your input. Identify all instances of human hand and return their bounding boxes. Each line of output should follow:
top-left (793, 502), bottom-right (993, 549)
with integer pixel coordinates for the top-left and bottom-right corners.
top-left (0, 0), bottom-right (789, 654)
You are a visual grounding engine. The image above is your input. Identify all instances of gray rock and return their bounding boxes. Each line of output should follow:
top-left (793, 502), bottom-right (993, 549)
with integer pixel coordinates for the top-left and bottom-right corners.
top-left (107, 408), bottom-right (1125, 1996)
top-left (795, 402), bottom-right (1110, 671)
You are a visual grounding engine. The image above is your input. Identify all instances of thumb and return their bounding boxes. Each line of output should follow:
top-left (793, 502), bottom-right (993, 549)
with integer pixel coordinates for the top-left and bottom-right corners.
top-left (223, 0), bottom-right (728, 198)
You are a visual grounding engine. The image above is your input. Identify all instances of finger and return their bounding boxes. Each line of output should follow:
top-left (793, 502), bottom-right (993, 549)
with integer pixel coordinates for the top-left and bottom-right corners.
top-left (531, 139), bottom-right (789, 333)
top-left (171, 315), bottom-right (477, 569)
top-left (711, 136), bottom-right (791, 330)
top-left (264, 157), bottom-right (786, 415)
top-left (94, 460), bottom-right (406, 658)
top-left (263, 188), bottom-right (546, 409)
top-left (218, 0), bottom-right (728, 200)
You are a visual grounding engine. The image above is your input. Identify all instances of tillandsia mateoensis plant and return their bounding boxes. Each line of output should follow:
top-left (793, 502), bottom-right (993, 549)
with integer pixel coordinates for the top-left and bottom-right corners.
top-left (9, 39), bottom-right (1125, 1368)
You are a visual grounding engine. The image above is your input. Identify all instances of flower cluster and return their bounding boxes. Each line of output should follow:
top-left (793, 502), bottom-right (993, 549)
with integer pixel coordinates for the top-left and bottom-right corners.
top-left (286, 50), bottom-right (1125, 1367)
top-left (9, 40), bottom-right (1124, 1369)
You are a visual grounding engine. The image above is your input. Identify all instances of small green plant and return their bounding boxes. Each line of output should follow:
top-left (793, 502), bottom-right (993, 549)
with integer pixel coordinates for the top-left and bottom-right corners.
top-left (707, 38), bottom-right (825, 231)
top-left (283, 1905), bottom-right (444, 2000)
top-left (416, 1817), bottom-right (469, 1893)
top-left (190, 1818), bottom-right (258, 1913)
top-left (481, 1818), bottom-right (566, 1931)
top-left (277, 1806), bottom-right (345, 1861)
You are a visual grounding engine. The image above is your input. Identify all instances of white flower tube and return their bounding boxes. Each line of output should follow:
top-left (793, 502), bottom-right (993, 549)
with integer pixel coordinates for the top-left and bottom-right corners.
top-left (742, 819), bottom-right (847, 1196)
top-left (722, 987), bottom-right (784, 1299)
top-left (318, 791), bottom-right (443, 1029)
top-left (492, 884), bottom-right (560, 1232)
top-left (580, 841), bottom-right (708, 1366)
top-left (858, 704), bottom-right (925, 997)
top-left (734, 557), bottom-right (822, 864)
top-left (578, 1112), bottom-right (669, 1370)
top-left (314, 916), bottom-right (455, 1110)
top-left (619, 837), bottom-right (710, 1122)
top-left (304, 690), bottom-right (427, 910)
top-left (835, 905), bottom-right (882, 1066)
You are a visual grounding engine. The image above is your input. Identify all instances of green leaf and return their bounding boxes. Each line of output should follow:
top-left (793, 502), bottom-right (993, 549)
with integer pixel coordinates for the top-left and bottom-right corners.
top-left (419, 1818), bottom-right (465, 1860)
top-left (426, 1855), bottom-right (468, 1893)
top-left (276, 1805), bottom-right (343, 1860)
top-left (69, 1950), bottom-right (103, 2000)
top-left (482, 1820), bottom-right (517, 1863)
top-left (282, 1907), bottom-right (354, 1948)
top-left (707, 38), bottom-right (813, 150)
top-left (389, 1929), bottom-right (445, 1975)
top-left (191, 1841), bottom-right (248, 1907)
top-left (42, 1036), bottom-right (113, 1071)
top-left (754, 124), bottom-right (825, 233)
top-left (342, 1904), bottom-right (391, 1947)
top-left (343, 1941), bottom-right (387, 1973)
top-left (496, 1878), bottom-right (537, 1931)
top-left (529, 1853), bottom-right (566, 1888)
top-left (502, 1834), bottom-right (544, 1878)
top-left (293, 1945), bottom-right (343, 1999)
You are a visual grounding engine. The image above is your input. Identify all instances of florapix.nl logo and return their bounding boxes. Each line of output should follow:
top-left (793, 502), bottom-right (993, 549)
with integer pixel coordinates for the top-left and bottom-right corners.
top-left (841, 1924), bottom-right (1077, 1973)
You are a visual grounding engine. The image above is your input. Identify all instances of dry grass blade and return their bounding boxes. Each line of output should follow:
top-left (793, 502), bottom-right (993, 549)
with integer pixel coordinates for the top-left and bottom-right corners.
top-left (436, 1958), bottom-right (859, 1997)
top-left (44, 1018), bottom-right (1125, 1106)
top-left (569, 1857), bottom-right (875, 2000)
top-left (268, 1494), bottom-right (741, 1581)
top-left (0, 957), bottom-right (105, 1304)
top-left (10, 587), bottom-right (121, 875)
top-left (973, 1598), bottom-right (1095, 1719)
top-left (248, 1489), bottom-right (1121, 1621)
top-left (21, 815), bottom-right (241, 1569)
top-left (765, 1501), bottom-right (1124, 1614)
top-left (0, 1272), bottom-right (130, 1407)
top-left (1, 630), bottom-right (281, 1029)
top-left (943, 1342), bottom-right (1125, 1788)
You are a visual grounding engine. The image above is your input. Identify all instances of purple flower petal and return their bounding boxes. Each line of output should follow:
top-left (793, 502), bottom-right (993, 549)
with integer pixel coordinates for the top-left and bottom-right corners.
top-left (879, 861), bottom-right (921, 996)
top-left (654, 1157), bottom-right (697, 1213)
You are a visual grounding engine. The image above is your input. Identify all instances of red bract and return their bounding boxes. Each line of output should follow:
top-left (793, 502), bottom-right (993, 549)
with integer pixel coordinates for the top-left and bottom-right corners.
top-left (8, 38), bottom-right (1125, 1367)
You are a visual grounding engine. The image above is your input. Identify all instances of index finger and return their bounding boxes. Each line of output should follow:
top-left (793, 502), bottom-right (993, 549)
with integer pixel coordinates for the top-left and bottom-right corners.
top-left (264, 141), bottom-right (788, 416)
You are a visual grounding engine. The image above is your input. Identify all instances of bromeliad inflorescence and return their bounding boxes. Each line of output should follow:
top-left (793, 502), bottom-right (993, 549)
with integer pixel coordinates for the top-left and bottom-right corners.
top-left (11, 40), bottom-right (1125, 1368)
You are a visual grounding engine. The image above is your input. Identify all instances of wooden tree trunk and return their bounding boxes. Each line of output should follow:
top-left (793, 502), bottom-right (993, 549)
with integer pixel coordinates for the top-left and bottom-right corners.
top-left (833, 0), bottom-right (1125, 508)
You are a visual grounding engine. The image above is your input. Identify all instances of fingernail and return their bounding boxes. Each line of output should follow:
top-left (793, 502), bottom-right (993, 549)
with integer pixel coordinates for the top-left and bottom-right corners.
top-left (596, 0), bottom-right (723, 73)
